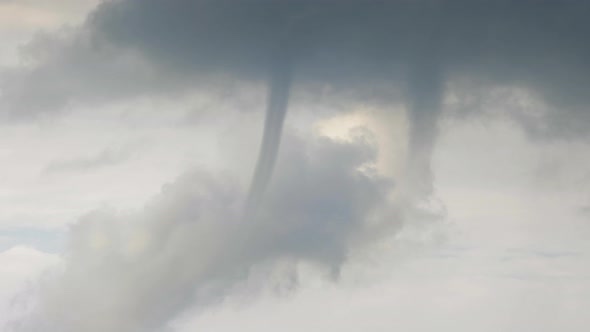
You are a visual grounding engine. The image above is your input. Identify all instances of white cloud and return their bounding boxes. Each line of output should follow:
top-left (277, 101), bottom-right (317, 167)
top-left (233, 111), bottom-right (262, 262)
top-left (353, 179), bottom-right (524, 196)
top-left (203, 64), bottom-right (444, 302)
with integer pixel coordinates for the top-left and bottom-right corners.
top-left (0, 246), bottom-right (60, 328)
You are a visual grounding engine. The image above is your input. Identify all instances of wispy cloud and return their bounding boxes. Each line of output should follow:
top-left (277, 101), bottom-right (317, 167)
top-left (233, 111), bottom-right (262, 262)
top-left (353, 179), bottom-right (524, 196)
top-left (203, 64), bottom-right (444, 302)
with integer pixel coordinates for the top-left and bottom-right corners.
top-left (41, 144), bottom-right (139, 175)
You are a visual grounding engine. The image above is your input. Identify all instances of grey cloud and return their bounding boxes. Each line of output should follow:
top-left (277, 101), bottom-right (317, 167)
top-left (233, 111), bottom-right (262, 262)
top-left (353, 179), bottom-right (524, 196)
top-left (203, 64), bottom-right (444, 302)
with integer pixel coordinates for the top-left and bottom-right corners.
top-left (42, 145), bottom-right (135, 174)
top-left (12, 131), bottom-right (399, 332)
top-left (257, 132), bottom-right (396, 267)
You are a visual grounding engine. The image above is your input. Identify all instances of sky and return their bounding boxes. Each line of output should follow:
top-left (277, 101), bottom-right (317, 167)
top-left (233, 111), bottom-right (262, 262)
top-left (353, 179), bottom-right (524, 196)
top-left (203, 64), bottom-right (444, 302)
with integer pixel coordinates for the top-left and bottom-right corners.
top-left (0, 0), bottom-right (589, 331)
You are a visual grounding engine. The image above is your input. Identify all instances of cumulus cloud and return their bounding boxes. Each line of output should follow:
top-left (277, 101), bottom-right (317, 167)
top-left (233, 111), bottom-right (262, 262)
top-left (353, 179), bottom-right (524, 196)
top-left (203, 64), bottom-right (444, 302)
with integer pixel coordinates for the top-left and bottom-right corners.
top-left (9, 130), bottom-right (399, 332)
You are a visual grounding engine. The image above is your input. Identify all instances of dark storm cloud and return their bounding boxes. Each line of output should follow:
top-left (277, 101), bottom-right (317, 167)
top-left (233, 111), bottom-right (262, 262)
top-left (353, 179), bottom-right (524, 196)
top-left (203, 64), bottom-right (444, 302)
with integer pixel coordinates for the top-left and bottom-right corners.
top-left (2, 0), bottom-right (589, 202)
top-left (100, 0), bottom-right (590, 103)
top-left (2, 0), bottom-right (589, 129)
